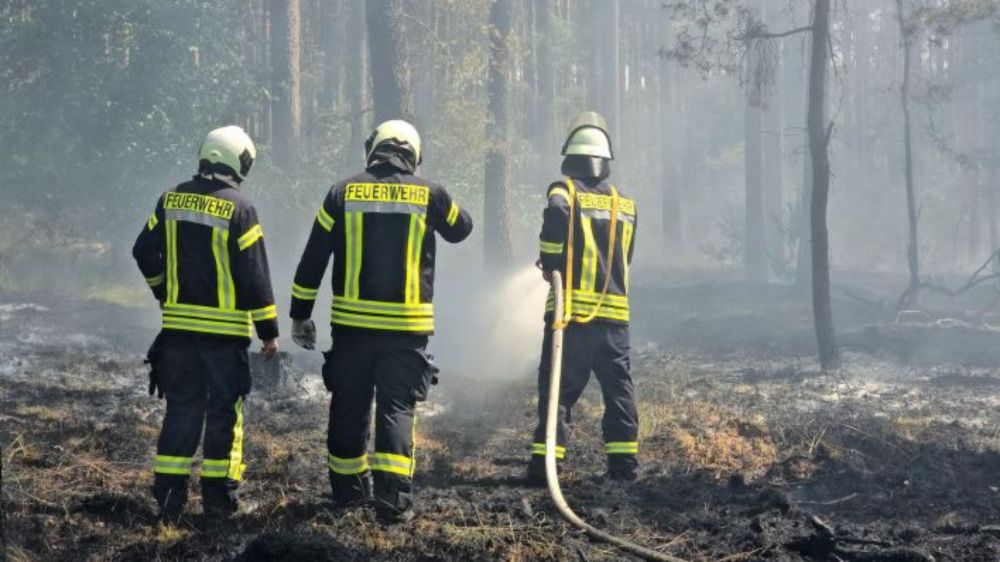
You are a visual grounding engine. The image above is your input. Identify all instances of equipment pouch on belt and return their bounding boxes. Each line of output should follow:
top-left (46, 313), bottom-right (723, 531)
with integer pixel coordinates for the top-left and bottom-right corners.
top-left (144, 332), bottom-right (165, 399)
top-left (413, 351), bottom-right (440, 402)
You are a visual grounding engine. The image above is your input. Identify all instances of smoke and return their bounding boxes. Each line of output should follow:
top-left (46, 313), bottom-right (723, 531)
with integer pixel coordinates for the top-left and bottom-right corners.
top-left (434, 264), bottom-right (550, 384)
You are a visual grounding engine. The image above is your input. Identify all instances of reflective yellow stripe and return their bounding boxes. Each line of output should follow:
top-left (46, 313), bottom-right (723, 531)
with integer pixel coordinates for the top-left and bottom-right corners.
top-left (446, 202), bottom-right (460, 226)
top-left (328, 454), bottom-right (370, 475)
top-left (292, 283), bottom-right (319, 300)
top-left (251, 304), bottom-right (277, 321)
top-left (332, 298), bottom-right (433, 317)
top-left (229, 398), bottom-right (245, 480)
top-left (371, 452), bottom-right (413, 477)
top-left (344, 212), bottom-right (363, 299)
top-left (163, 303), bottom-right (251, 321)
top-left (540, 240), bottom-right (564, 254)
top-left (548, 187), bottom-right (571, 203)
top-left (146, 273), bottom-right (164, 287)
top-left (605, 441), bottom-right (639, 455)
top-left (201, 458), bottom-right (230, 478)
top-left (166, 220), bottom-right (179, 304)
top-left (316, 206), bottom-right (335, 232)
top-left (579, 215), bottom-right (598, 292)
top-left (622, 220), bottom-right (634, 290)
top-left (162, 318), bottom-right (253, 338)
top-left (237, 224), bottom-right (263, 250)
top-left (154, 454), bottom-right (193, 475)
top-left (221, 229), bottom-right (236, 308)
top-left (147, 213), bottom-right (159, 231)
top-left (404, 214), bottom-right (426, 304)
top-left (330, 310), bottom-right (434, 332)
top-left (568, 290), bottom-right (629, 309)
top-left (212, 227), bottom-right (227, 308)
top-left (531, 443), bottom-right (565, 460)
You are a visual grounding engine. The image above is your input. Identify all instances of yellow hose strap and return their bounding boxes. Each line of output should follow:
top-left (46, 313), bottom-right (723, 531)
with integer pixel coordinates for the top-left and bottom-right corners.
top-left (555, 180), bottom-right (619, 328)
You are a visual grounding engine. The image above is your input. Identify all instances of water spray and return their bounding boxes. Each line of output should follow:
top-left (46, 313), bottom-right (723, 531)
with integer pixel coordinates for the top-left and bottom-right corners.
top-left (544, 270), bottom-right (687, 562)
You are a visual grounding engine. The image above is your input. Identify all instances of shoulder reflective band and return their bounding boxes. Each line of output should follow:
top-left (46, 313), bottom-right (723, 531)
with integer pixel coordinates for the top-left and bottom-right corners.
top-left (548, 186), bottom-right (571, 204)
top-left (238, 224), bottom-right (263, 250)
top-left (154, 454), bottom-right (193, 475)
top-left (446, 202), bottom-right (460, 226)
top-left (540, 240), bottom-right (564, 254)
top-left (532, 442), bottom-right (565, 460)
top-left (292, 283), bottom-right (319, 301)
top-left (605, 441), bottom-right (639, 455)
top-left (328, 453), bottom-right (370, 475)
top-left (251, 304), bottom-right (277, 321)
top-left (316, 206), bottom-right (335, 232)
top-left (371, 452), bottom-right (414, 477)
top-left (145, 273), bottom-right (165, 287)
top-left (147, 213), bottom-right (159, 230)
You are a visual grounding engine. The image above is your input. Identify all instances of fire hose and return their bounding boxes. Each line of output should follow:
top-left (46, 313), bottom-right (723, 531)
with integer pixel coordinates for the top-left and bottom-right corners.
top-left (541, 178), bottom-right (686, 561)
top-left (545, 270), bottom-right (687, 562)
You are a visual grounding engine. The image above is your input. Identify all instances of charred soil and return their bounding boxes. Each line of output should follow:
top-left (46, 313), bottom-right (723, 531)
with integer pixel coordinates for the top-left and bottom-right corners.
top-left (2, 282), bottom-right (999, 561)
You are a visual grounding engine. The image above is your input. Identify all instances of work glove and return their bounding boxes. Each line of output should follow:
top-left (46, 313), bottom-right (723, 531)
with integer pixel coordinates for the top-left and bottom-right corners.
top-left (144, 333), bottom-right (165, 399)
top-left (292, 318), bottom-right (317, 350)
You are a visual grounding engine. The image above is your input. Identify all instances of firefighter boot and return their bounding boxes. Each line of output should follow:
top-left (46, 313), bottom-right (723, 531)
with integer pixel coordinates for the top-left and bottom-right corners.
top-left (201, 479), bottom-right (239, 519)
top-left (373, 473), bottom-right (414, 524)
top-left (152, 474), bottom-right (189, 523)
top-left (329, 472), bottom-right (372, 508)
top-left (607, 454), bottom-right (639, 482)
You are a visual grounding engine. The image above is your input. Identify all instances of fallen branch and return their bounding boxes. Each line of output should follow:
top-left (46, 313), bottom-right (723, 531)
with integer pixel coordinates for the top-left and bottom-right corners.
top-left (897, 248), bottom-right (1000, 310)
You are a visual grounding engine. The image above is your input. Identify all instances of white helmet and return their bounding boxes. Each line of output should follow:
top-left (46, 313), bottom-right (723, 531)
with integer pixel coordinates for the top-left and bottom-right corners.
top-left (562, 111), bottom-right (614, 160)
top-left (365, 119), bottom-right (422, 165)
top-left (198, 126), bottom-right (256, 180)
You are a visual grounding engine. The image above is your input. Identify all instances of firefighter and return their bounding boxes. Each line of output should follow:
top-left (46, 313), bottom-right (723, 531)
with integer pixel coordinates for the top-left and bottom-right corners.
top-left (289, 119), bottom-right (473, 523)
top-left (133, 126), bottom-right (279, 521)
top-left (527, 111), bottom-right (640, 485)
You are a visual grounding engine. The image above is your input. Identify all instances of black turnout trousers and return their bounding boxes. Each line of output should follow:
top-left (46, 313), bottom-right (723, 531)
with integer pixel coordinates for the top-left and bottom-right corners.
top-left (152, 332), bottom-right (250, 515)
top-left (531, 321), bottom-right (639, 475)
top-left (323, 329), bottom-right (434, 512)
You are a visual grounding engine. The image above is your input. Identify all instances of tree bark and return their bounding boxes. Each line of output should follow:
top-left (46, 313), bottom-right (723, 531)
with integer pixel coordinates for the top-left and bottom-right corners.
top-left (534, 0), bottom-right (556, 171)
top-left (895, 0), bottom-right (921, 305)
top-left (658, 5), bottom-right (684, 252)
top-left (270, 0), bottom-right (302, 170)
top-left (367, 0), bottom-right (413, 124)
top-left (321, 0), bottom-right (343, 115)
top-left (807, 0), bottom-right (840, 371)
top-left (745, 94), bottom-right (767, 282)
top-left (346, 0), bottom-right (368, 155)
top-left (762, 0), bottom-right (784, 278)
top-left (485, 0), bottom-right (513, 270)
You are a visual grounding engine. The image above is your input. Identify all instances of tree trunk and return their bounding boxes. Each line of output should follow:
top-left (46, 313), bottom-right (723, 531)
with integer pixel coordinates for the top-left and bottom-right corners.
top-left (534, 0), bottom-right (556, 172)
top-left (485, 0), bottom-right (513, 269)
top-left (807, 0), bottom-right (840, 371)
top-left (346, 0), bottom-right (368, 155)
top-left (745, 96), bottom-right (767, 282)
top-left (762, 1), bottom-right (784, 278)
top-left (658, 11), bottom-right (684, 252)
top-left (320, 0), bottom-right (343, 116)
top-left (598, 0), bottom-right (621, 143)
top-left (270, 0), bottom-right (302, 170)
top-left (367, 0), bottom-right (413, 124)
top-left (895, 0), bottom-right (920, 305)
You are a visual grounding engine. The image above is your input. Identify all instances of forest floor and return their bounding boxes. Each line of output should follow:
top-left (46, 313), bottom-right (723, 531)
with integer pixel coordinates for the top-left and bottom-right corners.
top-left (2, 276), bottom-right (1000, 561)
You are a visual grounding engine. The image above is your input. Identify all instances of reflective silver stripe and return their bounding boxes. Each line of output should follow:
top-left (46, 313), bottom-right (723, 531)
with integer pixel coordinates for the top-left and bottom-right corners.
top-left (165, 209), bottom-right (230, 230)
top-left (344, 201), bottom-right (427, 215)
top-left (163, 303), bottom-right (250, 321)
top-left (332, 298), bottom-right (433, 317)
top-left (580, 208), bottom-right (636, 223)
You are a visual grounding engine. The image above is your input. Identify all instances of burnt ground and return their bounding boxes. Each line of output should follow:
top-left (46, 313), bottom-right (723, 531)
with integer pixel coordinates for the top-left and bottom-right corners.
top-left (2, 278), bottom-right (1000, 561)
